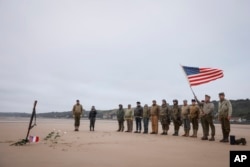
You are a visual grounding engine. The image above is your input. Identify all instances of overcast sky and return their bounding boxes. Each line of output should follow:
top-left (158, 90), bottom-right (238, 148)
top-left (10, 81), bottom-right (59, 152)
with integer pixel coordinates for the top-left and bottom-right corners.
top-left (0, 0), bottom-right (250, 113)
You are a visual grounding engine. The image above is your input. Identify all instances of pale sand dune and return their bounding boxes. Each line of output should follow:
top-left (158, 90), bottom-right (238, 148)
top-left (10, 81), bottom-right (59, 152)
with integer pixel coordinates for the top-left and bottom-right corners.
top-left (0, 118), bottom-right (249, 167)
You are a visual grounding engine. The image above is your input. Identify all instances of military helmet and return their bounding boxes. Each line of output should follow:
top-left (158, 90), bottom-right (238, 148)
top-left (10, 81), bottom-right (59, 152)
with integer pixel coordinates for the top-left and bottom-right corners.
top-left (173, 99), bottom-right (178, 103)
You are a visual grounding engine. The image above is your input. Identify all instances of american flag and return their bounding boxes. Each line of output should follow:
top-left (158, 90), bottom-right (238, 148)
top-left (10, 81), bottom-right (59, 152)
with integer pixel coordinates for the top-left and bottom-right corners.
top-left (182, 66), bottom-right (224, 86)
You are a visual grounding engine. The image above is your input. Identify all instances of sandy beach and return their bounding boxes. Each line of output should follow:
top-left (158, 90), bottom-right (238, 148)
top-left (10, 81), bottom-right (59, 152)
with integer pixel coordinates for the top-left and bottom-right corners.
top-left (0, 118), bottom-right (249, 167)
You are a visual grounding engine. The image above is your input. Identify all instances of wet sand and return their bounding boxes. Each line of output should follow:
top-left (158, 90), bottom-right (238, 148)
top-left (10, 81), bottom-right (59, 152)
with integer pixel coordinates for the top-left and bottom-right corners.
top-left (0, 118), bottom-right (249, 167)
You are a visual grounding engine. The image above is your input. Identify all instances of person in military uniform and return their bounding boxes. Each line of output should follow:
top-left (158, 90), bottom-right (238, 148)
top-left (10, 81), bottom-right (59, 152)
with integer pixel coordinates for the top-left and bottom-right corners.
top-left (134, 102), bottom-right (143, 133)
top-left (181, 100), bottom-right (190, 137)
top-left (202, 95), bottom-right (215, 141)
top-left (150, 100), bottom-right (160, 134)
top-left (143, 104), bottom-right (150, 134)
top-left (199, 100), bottom-right (208, 140)
top-left (116, 104), bottom-right (125, 132)
top-left (171, 99), bottom-right (181, 136)
top-left (72, 100), bottom-right (84, 131)
top-left (159, 99), bottom-right (171, 135)
top-left (89, 106), bottom-right (97, 131)
top-left (218, 92), bottom-right (232, 143)
top-left (189, 99), bottom-right (200, 138)
top-left (124, 104), bottom-right (134, 132)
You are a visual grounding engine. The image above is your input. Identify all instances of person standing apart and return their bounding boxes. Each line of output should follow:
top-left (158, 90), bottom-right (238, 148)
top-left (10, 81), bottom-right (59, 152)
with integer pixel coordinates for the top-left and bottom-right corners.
top-left (159, 99), bottom-right (171, 135)
top-left (72, 100), bottom-right (84, 131)
top-left (202, 95), bottom-right (215, 141)
top-left (89, 106), bottom-right (97, 131)
top-left (189, 99), bottom-right (200, 138)
top-left (150, 100), bottom-right (160, 134)
top-left (181, 100), bottom-right (190, 137)
top-left (116, 104), bottom-right (125, 132)
top-left (142, 104), bottom-right (150, 134)
top-left (171, 99), bottom-right (181, 136)
top-left (218, 92), bottom-right (232, 143)
top-left (124, 104), bottom-right (134, 132)
top-left (134, 102), bottom-right (143, 133)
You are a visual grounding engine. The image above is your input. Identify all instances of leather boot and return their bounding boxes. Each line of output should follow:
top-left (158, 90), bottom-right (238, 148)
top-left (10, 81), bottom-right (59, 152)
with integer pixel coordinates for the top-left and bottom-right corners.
top-left (190, 130), bottom-right (195, 137)
top-left (209, 136), bottom-right (215, 141)
top-left (193, 130), bottom-right (197, 138)
top-left (182, 130), bottom-right (187, 137)
top-left (224, 132), bottom-right (229, 142)
top-left (220, 132), bottom-right (226, 142)
top-left (173, 131), bottom-right (178, 136)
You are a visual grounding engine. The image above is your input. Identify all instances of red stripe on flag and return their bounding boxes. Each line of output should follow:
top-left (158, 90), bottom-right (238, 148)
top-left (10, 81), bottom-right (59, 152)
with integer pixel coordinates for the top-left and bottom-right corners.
top-left (184, 67), bottom-right (223, 86)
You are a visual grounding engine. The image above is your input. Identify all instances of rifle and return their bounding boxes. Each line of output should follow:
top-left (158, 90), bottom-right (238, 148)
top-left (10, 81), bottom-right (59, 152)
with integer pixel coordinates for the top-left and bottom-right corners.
top-left (11, 100), bottom-right (38, 146)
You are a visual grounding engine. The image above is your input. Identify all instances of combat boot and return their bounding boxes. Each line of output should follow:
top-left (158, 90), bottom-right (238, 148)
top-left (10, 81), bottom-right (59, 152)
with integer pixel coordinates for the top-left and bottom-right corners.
top-left (172, 131), bottom-right (178, 136)
top-left (182, 130), bottom-right (187, 137)
top-left (230, 135), bottom-right (236, 145)
top-left (234, 138), bottom-right (246, 145)
top-left (186, 130), bottom-right (190, 137)
top-left (193, 130), bottom-right (197, 138)
top-left (241, 138), bottom-right (247, 145)
top-left (190, 130), bottom-right (195, 137)
top-left (220, 132), bottom-right (226, 142)
top-left (209, 136), bottom-right (215, 141)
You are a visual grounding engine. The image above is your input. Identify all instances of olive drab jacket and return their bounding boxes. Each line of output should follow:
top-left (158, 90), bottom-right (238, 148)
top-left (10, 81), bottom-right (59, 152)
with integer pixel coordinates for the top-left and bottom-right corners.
top-left (72, 104), bottom-right (83, 116)
top-left (189, 105), bottom-right (200, 119)
top-left (150, 105), bottom-right (160, 117)
top-left (143, 106), bottom-right (150, 118)
top-left (171, 105), bottom-right (181, 121)
top-left (181, 105), bottom-right (190, 119)
top-left (159, 104), bottom-right (171, 123)
top-left (117, 108), bottom-right (125, 121)
top-left (218, 99), bottom-right (232, 119)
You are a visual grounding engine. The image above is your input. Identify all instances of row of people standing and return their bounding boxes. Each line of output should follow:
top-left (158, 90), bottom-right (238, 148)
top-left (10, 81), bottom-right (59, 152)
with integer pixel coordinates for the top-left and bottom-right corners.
top-left (116, 92), bottom-right (233, 143)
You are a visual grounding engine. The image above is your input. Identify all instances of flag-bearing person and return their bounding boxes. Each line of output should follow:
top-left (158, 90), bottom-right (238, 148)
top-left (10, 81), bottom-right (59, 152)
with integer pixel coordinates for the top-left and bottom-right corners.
top-left (218, 92), bottom-right (233, 143)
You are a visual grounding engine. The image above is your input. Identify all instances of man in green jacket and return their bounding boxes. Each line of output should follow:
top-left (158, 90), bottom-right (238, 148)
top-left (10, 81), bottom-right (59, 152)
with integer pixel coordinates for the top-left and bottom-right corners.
top-left (218, 92), bottom-right (232, 143)
top-left (171, 99), bottom-right (181, 136)
top-left (117, 104), bottom-right (125, 132)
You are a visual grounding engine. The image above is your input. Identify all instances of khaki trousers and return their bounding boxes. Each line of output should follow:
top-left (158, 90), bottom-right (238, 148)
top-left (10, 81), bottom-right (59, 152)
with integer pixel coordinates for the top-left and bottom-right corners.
top-left (151, 115), bottom-right (158, 134)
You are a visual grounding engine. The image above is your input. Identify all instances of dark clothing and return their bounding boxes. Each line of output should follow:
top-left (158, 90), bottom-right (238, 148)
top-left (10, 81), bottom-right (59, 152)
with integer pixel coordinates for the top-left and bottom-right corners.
top-left (135, 117), bottom-right (142, 132)
top-left (134, 106), bottom-right (143, 117)
top-left (134, 105), bottom-right (143, 132)
top-left (171, 105), bottom-right (181, 134)
top-left (117, 108), bottom-right (125, 132)
top-left (89, 109), bottom-right (97, 131)
top-left (74, 115), bottom-right (81, 127)
top-left (220, 117), bottom-right (230, 139)
top-left (118, 120), bottom-right (124, 132)
top-left (191, 118), bottom-right (199, 130)
top-left (204, 114), bottom-right (215, 137)
top-left (143, 118), bottom-right (149, 133)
